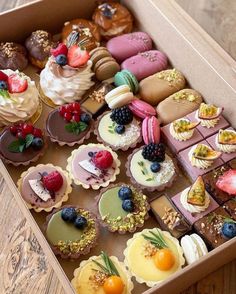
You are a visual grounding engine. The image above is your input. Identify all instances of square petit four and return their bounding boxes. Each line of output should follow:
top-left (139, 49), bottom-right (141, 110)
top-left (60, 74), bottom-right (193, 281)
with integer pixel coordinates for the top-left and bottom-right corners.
top-left (150, 194), bottom-right (191, 238)
top-left (203, 164), bottom-right (235, 205)
top-left (171, 176), bottom-right (219, 225)
top-left (229, 158), bottom-right (236, 169)
top-left (223, 198), bottom-right (236, 221)
top-left (206, 128), bottom-right (236, 163)
top-left (186, 108), bottom-right (229, 139)
top-left (178, 141), bottom-right (224, 181)
top-left (194, 207), bottom-right (232, 248)
top-left (161, 118), bottom-right (203, 154)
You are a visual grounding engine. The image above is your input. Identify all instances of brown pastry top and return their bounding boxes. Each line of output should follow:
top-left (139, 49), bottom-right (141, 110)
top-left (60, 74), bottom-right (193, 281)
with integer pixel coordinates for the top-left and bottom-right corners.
top-left (0, 42), bottom-right (28, 71)
top-left (62, 19), bottom-right (100, 51)
top-left (92, 2), bottom-right (133, 38)
top-left (25, 30), bottom-right (57, 61)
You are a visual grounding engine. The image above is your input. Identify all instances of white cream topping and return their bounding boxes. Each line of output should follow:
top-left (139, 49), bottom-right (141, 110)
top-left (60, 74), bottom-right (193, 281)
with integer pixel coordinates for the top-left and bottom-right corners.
top-left (169, 119), bottom-right (194, 141)
top-left (215, 134), bottom-right (236, 153)
top-left (180, 187), bottom-right (210, 213)
top-left (188, 146), bottom-right (212, 169)
top-left (40, 57), bottom-right (94, 105)
top-left (98, 113), bottom-right (141, 148)
top-left (130, 150), bottom-right (176, 187)
top-left (195, 110), bottom-right (219, 128)
top-left (0, 69), bottom-right (39, 127)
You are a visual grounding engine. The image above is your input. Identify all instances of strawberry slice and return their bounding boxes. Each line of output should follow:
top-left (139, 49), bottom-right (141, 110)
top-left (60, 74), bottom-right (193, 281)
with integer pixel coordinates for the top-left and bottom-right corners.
top-left (216, 169), bottom-right (236, 195)
top-left (0, 70), bottom-right (8, 81)
top-left (51, 43), bottom-right (68, 57)
top-left (67, 45), bottom-right (90, 68)
top-left (8, 74), bottom-right (28, 93)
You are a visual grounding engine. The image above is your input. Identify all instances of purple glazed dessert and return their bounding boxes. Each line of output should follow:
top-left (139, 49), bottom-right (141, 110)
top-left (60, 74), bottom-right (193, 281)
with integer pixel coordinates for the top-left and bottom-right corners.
top-left (178, 140), bottom-right (224, 181)
top-left (171, 176), bottom-right (219, 225)
top-left (106, 32), bottom-right (152, 63)
top-left (66, 143), bottom-right (121, 190)
top-left (161, 117), bottom-right (203, 154)
top-left (121, 50), bottom-right (168, 81)
top-left (186, 109), bottom-right (230, 139)
top-left (206, 128), bottom-right (236, 163)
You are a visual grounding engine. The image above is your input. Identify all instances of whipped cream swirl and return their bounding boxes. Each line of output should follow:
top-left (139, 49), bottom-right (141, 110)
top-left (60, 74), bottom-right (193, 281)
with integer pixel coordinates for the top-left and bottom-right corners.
top-left (40, 57), bottom-right (94, 105)
top-left (0, 69), bottom-right (39, 127)
top-left (195, 111), bottom-right (219, 128)
top-left (188, 146), bottom-right (212, 169)
top-left (169, 119), bottom-right (194, 141)
top-left (180, 187), bottom-right (210, 213)
top-left (215, 134), bottom-right (236, 153)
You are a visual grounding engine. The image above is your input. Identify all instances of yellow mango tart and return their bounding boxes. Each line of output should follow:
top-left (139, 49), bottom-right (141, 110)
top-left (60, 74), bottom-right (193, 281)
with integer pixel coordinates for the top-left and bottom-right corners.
top-left (71, 252), bottom-right (134, 294)
top-left (124, 228), bottom-right (185, 287)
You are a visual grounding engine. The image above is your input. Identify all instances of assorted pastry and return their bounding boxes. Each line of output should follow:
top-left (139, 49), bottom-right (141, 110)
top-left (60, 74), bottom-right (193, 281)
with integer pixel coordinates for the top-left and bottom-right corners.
top-left (1, 2), bottom-right (236, 293)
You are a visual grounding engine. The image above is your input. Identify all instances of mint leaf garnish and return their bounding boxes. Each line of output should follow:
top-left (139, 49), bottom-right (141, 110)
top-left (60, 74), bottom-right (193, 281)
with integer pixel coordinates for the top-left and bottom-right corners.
top-left (8, 140), bottom-right (22, 153)
top-left (0, 89), bottom-right (10, 99)
top-left (25, 134), bottom-right (34, 148)
top-left (8, 134), bottom-right (35, 153)
top-left (65, 122), bottom-right (88, 135)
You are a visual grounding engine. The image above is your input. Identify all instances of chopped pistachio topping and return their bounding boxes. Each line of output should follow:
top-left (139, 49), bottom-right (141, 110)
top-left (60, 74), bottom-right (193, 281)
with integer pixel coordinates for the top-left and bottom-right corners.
top-left (173, 91), bottom-right (197, 102)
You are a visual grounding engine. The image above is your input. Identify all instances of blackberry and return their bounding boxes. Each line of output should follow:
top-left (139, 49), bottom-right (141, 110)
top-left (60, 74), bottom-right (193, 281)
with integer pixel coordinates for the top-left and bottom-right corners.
top-left (142, 143), bottom-right (166, 162)
top-left (110, 106), bottom-right (133, 125)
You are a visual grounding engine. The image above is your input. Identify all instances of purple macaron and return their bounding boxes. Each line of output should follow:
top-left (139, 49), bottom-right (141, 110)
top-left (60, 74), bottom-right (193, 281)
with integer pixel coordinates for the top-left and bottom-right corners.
top-left (121, 50), bottom-right (168, 81)
top-left (106, 32), bottom-right (152, 63)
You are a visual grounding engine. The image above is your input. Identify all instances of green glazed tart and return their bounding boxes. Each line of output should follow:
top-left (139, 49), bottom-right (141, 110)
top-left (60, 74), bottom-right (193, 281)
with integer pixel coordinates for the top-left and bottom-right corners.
top-left (96, 183), bottom-right (150, 233)
top-left (45, 206), bottom-right (99, 259)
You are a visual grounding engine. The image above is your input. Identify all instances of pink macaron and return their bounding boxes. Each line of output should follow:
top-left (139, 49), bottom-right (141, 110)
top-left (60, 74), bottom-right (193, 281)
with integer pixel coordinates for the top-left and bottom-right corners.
top-left (142, 116), bottom-right (160, 144)
top-left (121, 50), bottom-right (168, 81)
top-left (129, 99), bottom-right (156, 119)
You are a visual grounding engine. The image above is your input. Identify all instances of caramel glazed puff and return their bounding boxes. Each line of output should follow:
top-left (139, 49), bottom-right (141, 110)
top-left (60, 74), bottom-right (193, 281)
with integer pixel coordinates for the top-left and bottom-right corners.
top-left (0, 42), bottom-right (28, 71)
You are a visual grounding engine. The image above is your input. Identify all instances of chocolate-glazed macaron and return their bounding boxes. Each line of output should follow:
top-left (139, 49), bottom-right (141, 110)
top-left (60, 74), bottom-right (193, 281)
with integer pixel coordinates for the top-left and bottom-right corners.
top-left (0, 42), bottom-right (28, 71)
top-left (46, 102), bottom-right (94, 146)
top-left (25, 30), bottom-right (57, 69)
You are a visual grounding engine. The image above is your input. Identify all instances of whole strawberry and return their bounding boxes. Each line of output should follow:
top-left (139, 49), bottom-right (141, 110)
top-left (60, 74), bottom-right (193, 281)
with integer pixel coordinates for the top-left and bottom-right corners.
top-left (42, 171), bottom-right (63, 192)
top-left (92, 150), bottom-right (113, 170)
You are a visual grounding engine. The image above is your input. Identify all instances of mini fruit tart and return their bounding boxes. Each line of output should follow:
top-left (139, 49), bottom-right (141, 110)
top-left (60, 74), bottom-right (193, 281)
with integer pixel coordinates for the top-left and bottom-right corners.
top-left (67, 143), bottom-right (120, 190)
top-left (95, 109), bottom-right (141, 151)
top-left (0, 123), bottom-right (46, 166)
top-left (17, 164), bottom-right (72, 212)
top-left (124, 228), bottom-right (185, 287)
top-left (46, 102), bottom-right (94, 146)
top-left (96, 183), bottom-right (150, 234)
top-left (45, 206), bottom-right (99, 259)
top-left (71, 251), bottom-right (134, 294)
top-left (126, 143), bottom-right (177, 192)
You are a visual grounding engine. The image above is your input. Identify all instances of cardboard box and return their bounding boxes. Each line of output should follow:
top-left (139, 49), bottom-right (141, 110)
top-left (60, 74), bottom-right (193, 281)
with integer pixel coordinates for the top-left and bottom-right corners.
top-left (0, 1), bottom-right (236, 293)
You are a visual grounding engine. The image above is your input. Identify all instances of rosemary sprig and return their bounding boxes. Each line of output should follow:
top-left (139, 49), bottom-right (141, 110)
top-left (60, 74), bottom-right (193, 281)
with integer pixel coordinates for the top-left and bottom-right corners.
top-left (142, 229), bottom-right (168, 249)
top-left (92, 251), bottom-right (120, 277)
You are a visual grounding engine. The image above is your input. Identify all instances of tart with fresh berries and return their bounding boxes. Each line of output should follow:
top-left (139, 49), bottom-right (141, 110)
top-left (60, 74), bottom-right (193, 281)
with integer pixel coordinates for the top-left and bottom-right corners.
top-left (96, 183), bottom-right (150, 233)
top-left (124, 228), bottom-right (185, 287)
top-left (0, 123), bottom-right (46, 166)
top-left (95, 107), bottom-right (142, 151)
top-left (46, 102), bottom-right (94, 146)
top-left (67, 143), bottom-right (120, 190)
top-left (71, 251), bottom-right (134, 294)
top-left (126, 143), bottom-right (177, 191)
top-left (17, 164), bottom-right (72, 212)
top-left (45, 205), bottom-right (99, 258)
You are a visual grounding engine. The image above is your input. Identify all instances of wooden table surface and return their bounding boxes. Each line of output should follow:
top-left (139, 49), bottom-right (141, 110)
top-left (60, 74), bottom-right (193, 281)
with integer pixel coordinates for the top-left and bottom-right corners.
top-left (0, 1), bottom-right (235, 294)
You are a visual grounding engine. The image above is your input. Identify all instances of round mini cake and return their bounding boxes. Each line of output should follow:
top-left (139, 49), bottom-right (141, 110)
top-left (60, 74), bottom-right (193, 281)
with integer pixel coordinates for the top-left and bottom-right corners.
top-left (0, 123), bottom-right (46, 166)
top-left (46, 102), bottom-right (94, 146)
top-left (67, 143), bottom-right (120, 190)
top-left (126, 144), bottom-right (177, 191)
top-left (71, 251), bottom-right (134, 294)
top-left (17, 164), bottom-right (72, 212)
top-left (95, 110), bottom-right (141, 151)
top-left (97, 183), bottom-right (150, 233)
top-left (0, 69), bottom-right (40, 127)
top-left (124, 228), bottom-right (185, 287)
top-left (45, 206), bottom-right (99, 259)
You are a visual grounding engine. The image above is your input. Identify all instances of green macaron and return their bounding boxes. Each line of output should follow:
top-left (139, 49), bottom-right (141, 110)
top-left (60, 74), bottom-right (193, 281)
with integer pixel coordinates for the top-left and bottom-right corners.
top-left (114, 69), bottom-right (139, 94)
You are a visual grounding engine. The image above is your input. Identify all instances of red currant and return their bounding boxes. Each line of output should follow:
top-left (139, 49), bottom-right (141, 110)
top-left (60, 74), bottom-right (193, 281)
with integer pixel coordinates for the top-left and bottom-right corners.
top-left (65, 104), bottom-right (73, 112)
top-left (71, 102), bottom-right (80, 112)
top-left (10, 126), bottom-right (17, 135)
top-left (22, 123), bottom-right (34, 135)
top-left (16, 131), bottom-right (26, 139)
top-left (72, 114), bottom-right (80, 122)
top-left (64, 112), bottom-right (72, 122)
top-left (17, 122), bottom-right (24, 129)
top-left (59, 105), bottom-right (66, 116)
top-left (33, 128), bottom-right (43, 138)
